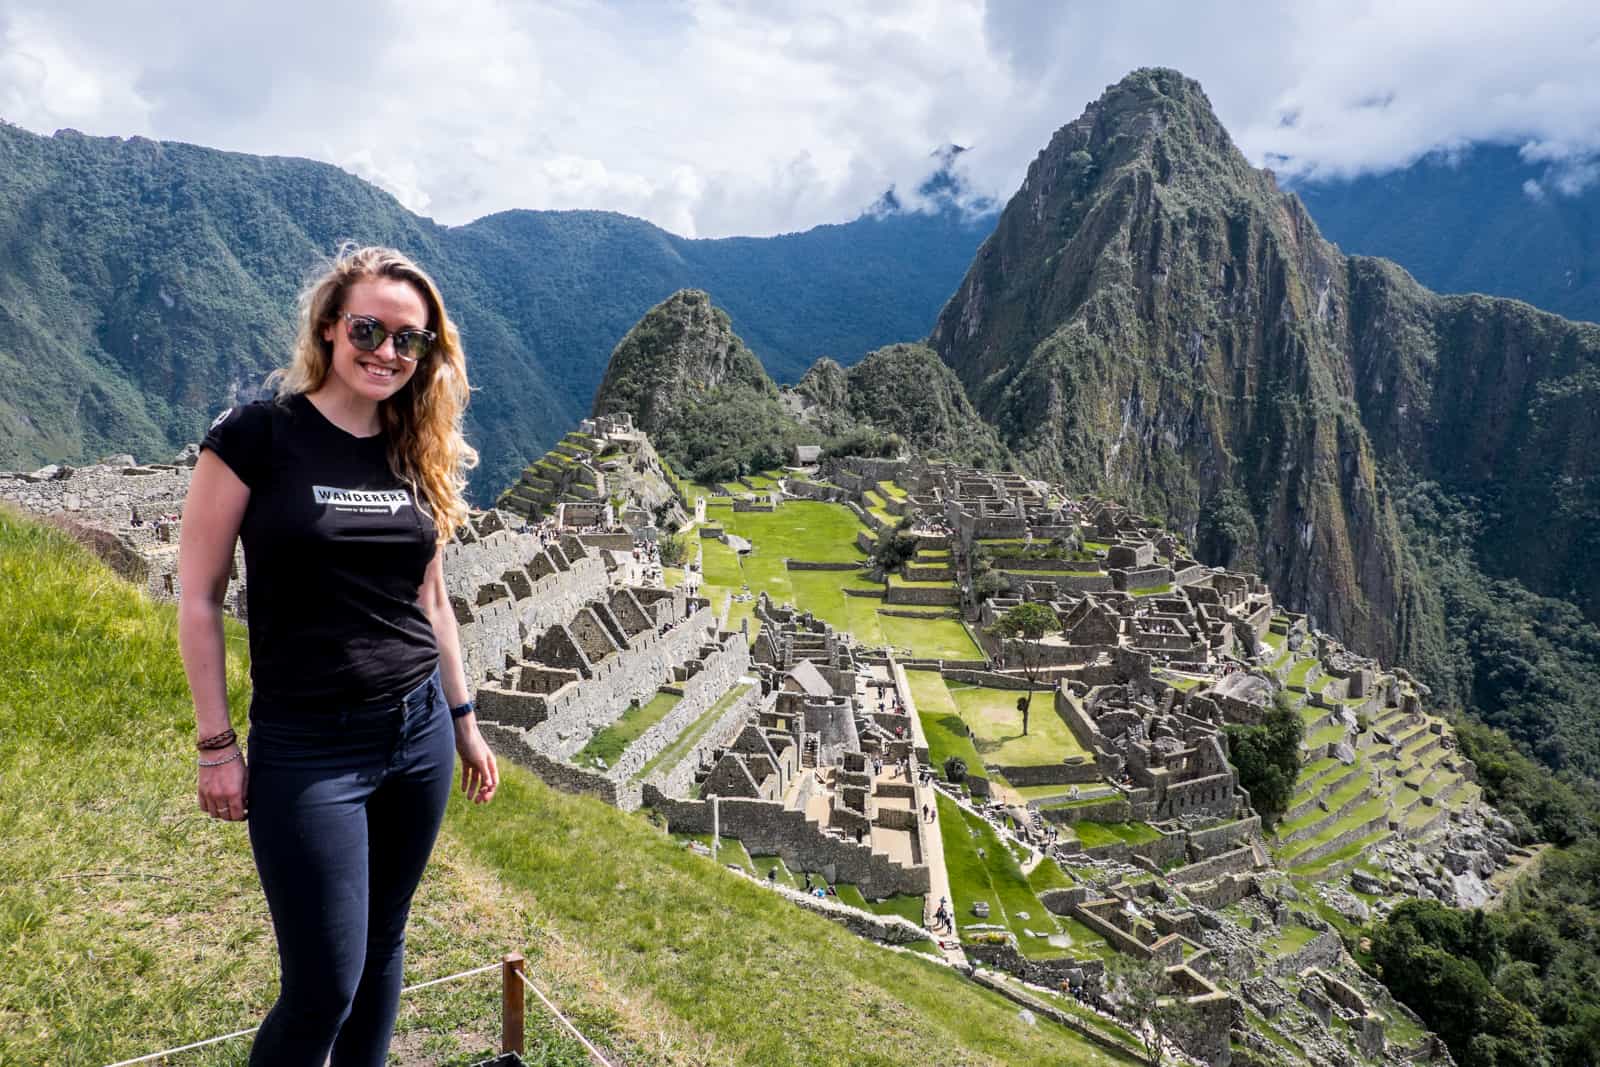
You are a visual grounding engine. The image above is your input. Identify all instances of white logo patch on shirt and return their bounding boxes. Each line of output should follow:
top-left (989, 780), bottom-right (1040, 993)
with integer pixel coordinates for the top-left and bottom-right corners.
top-left (312, 485), bottom-right (412, 515)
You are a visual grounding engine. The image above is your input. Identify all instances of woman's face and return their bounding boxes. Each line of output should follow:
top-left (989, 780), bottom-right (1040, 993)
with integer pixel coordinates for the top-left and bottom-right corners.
top-left (320, 276), bottom-right (430, 407)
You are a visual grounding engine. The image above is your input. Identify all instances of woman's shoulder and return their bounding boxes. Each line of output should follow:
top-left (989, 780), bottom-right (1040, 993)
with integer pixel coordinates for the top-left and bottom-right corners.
top-left (200, 395), bottom-right (295, 487)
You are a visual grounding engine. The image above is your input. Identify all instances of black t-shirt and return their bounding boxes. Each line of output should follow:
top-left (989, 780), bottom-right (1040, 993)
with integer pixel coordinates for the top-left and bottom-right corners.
top-left (201, 392), bottom-right (439, 717)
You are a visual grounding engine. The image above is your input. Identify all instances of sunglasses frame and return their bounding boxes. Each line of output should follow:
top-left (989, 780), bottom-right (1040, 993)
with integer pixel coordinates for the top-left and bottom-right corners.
top-left (338, 312), bottom-right (436, 365)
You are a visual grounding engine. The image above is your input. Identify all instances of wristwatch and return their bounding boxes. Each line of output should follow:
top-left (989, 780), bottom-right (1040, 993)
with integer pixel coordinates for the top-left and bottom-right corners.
top-left (449, 699), bottom-right (476, 720)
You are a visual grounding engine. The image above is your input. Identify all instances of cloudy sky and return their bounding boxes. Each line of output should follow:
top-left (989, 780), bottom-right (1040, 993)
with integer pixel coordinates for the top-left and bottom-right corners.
top-left (2, 0), bottom-right (1598, 238)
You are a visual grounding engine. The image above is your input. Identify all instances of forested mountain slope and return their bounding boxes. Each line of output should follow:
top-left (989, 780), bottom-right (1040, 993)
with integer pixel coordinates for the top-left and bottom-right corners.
top-left (0, 121), bottom-right (991, 499)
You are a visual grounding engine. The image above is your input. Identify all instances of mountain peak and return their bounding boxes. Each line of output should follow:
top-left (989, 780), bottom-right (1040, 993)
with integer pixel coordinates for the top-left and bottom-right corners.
top-left (591, 289), bottom-right (773, 436)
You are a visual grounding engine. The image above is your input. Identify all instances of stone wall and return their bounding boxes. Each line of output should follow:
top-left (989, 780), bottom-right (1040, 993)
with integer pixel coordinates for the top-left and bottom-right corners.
top-left (1184, 873), bottom-right (1258, 911)
top-left (784, 480), bottom-right (847, 503)
top-left (884, 583), bottom-right (960, 606)
top-left (480, 723), bottom-right (633, 807)
top-left (939, 668), bottom-right (1048, 690)
top-left (1067, 902), bottom-right (1158, 959)
top-left (443, 531), bottom-right (611, 686)
top-left (964, 938), bottom-right (1105, 987)
top-left (1113, 565), bottom-right (1174, 591)
top-left (999, 761), bottom-right (1105, 787)
top-left (1054, 688), bottom-right (1102, 753)
top-left (1266, 930), bottom-right (1344, 978)
top-left (648, 682), bottom-right (764, 798)
top-left (760, 880), bottom-right (928, 944)
top-left (1036, 797), bottom-right (1133, 824)
top-left (966, 971), bottom-right (1136, 1060)
top-left (501, 606), bottom-right (721, 759)
top-left (1185, 817), bottom-right (1261, 860)
top-left (650, 795), bottom-right (929, 898)
top-left (1163, 771), bottom-right (1238, 820)
top-left (0, 461), bottom-right (193, 515)
top-left (1167, 845), bottom-right (1258, 886)
top-left (596, 637), bottom-right (752, 785)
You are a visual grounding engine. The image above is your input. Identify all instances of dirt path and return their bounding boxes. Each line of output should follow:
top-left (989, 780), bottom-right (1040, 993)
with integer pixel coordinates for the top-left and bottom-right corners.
top-left (1485, 843), bottom-right (1550, 908)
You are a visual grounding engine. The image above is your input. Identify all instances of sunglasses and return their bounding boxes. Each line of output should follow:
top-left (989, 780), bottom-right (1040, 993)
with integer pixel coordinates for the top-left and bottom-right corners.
top-left (338, 312), bottom-right (436, 364)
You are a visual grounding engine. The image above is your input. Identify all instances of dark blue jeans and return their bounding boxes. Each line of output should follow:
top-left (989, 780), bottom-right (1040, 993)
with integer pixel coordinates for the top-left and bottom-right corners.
top-left (245, 668), bottom-right (454, 1067)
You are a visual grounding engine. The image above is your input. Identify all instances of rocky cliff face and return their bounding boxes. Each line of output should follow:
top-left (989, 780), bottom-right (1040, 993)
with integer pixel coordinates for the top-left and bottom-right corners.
top-left (931, 68), bottom-right (1600, 667)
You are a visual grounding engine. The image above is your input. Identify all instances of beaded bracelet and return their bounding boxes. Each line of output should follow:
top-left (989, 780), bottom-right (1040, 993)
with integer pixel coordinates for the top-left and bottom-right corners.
top-left (197, 727), bottom-right (237, 751)
top-left (198, 748), bottom-right (243, 768)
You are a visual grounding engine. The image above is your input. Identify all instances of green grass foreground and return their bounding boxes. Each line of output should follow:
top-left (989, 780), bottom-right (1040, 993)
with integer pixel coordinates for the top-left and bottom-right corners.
top-left (0, 507), bottom-right (1136, 1066)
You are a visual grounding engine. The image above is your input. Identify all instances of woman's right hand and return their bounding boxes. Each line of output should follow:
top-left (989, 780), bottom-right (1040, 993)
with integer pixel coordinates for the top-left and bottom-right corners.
top-left (198, 749), bottom-right (249, 821)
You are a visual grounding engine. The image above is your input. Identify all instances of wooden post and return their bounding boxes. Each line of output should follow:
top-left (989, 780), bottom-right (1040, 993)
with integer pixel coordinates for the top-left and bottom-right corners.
top-left (502, 952), bottom-right (526, 1055)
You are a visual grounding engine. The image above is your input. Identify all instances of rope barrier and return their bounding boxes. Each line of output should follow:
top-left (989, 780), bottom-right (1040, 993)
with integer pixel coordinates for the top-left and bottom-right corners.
top-left (103, 1026), bottom-right (261, 1067)
top-left (103, 959), bottom-right (515, 1066)
top-left (515, 969), bottom-right (616, 1067)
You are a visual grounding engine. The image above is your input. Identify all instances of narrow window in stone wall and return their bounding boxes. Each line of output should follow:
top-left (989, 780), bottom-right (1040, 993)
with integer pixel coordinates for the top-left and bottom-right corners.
top-left (163, 574), bottom-right (175, 596)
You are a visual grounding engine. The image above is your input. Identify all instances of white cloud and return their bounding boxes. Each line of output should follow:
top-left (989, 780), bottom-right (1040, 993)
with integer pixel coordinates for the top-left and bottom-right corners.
top-left (1, 0), bottom-right (1597, 236)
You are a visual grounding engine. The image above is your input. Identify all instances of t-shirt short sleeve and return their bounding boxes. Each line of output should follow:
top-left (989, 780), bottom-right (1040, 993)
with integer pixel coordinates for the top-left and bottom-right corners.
top-left (200, 402), bottom-right (271, 488)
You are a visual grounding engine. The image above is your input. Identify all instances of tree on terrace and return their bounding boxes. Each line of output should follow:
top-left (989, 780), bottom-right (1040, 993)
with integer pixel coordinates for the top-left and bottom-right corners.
top-left (985, 601), bottom-right (1058, 736)
top-left (1105, 955), bottom-right (1203, 1067)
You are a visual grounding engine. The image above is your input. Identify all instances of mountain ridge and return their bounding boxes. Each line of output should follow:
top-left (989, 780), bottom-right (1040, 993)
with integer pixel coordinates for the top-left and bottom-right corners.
top-left (0, 120), bottom-right (993, 500)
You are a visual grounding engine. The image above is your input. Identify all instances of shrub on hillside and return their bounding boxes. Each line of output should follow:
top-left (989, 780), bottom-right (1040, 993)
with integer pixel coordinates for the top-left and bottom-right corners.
top-left (871, 520), bottom-right (919, 574)
top-left (1224, 692), bottom-right (1302, 827)
top-left (821, 426), bottom-right (902, 460)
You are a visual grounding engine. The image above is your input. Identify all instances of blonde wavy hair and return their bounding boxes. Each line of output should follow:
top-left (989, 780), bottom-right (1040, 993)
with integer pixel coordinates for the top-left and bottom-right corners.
top-left (273, 244), bottom-right (478, 542)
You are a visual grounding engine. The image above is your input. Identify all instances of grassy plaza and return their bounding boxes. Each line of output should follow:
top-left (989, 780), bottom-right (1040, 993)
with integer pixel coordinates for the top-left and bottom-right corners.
top-left (946, 683), bottom-right (1091, 767)
top-left (685, 496), bottom-right (981, 660)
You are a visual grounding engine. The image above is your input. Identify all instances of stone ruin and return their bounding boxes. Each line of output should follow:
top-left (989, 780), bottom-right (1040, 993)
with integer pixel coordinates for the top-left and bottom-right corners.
top-left (497, 412), bottom-right (686, 533)
top-left (3, 430), bottom-right (1514, 1067)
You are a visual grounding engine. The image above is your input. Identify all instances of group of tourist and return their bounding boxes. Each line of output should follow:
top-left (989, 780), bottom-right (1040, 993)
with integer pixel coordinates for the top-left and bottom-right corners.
top-left (630, 538), bottom-right (666, 584)
top-left (128, 505), bottom-right (181, 528)
top-left (764, 866), bottom-right (848, 901)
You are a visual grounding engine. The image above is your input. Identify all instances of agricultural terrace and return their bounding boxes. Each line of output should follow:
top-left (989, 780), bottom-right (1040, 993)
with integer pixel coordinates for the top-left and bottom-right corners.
top-left (1267, 634), bottom-right (1480, 882)
top-left (906, 668), bottom-right (992, 784)
top-left (936, 794), bottom-right (1114, 961)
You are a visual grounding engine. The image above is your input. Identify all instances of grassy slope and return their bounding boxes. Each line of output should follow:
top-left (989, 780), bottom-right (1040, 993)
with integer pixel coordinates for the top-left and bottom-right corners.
top-left (0, 507), bottom-right (1134, 1067)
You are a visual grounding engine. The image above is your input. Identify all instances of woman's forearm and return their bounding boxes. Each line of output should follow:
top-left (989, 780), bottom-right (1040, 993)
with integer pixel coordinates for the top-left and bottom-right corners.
top-left (179, 597), bottom-right (236, 738)
top-left (429, 603), bottom-right (473, 711)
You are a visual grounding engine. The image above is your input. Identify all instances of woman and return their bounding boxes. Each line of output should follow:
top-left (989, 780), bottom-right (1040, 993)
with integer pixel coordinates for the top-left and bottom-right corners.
top-left (177, 244), bottom-right (499, 1066)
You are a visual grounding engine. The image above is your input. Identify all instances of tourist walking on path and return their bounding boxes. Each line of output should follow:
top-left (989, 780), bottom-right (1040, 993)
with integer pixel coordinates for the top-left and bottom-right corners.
top-left (177, 245), bottom-right (499, 1067)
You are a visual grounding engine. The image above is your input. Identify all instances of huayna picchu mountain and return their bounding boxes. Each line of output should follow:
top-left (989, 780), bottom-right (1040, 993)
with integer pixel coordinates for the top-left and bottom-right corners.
top-left (586, 291), bottom-right (1010, 481)
top-left (931, 69), bottom-right (1600, 774)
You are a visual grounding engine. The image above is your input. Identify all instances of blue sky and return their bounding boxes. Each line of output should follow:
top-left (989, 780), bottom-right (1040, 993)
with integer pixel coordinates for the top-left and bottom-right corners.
top-left (2, 0), bottom-right (1597, 237)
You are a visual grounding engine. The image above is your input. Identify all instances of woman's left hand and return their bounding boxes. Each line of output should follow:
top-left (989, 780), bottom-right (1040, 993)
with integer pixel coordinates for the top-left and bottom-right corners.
top-left (453, 722), bottom-right (499, 804)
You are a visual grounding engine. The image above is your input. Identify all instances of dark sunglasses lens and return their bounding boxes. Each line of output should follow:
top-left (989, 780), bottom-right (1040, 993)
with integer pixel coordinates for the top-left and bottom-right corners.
top-left (394, 331), bottom-right (431, 361)
top-left (347, 316), bottom-right (385, 351)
